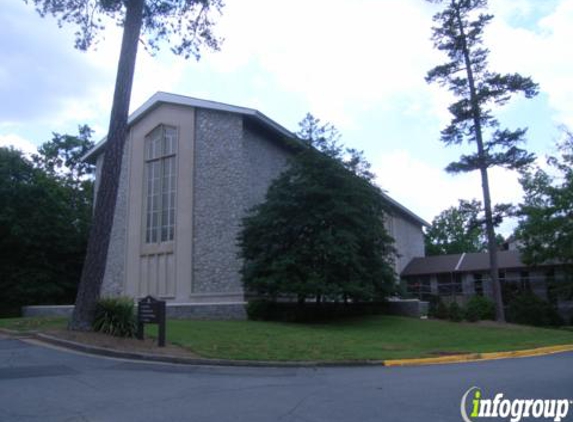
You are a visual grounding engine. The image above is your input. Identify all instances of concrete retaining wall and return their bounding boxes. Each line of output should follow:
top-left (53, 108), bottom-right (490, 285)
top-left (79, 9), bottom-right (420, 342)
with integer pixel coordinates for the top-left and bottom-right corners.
top-left (22, 303), bottom-right (247, 320)
top-left (385, 299), bottom-right (429, 318)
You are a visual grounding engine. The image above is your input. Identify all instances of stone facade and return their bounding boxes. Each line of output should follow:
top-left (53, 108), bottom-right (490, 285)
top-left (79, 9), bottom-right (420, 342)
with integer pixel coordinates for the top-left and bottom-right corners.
top-left (192, 110), bottom-right (246, 296)
top-left (191, 111), bottom-right (291, 298)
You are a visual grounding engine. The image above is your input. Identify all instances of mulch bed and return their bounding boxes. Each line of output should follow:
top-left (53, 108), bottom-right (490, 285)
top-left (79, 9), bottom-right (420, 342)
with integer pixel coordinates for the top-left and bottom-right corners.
top-left (43, 329), bottom-right (200, 358)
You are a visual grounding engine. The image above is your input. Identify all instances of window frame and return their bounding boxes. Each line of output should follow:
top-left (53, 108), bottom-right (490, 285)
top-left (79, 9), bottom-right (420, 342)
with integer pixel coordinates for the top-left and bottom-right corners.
top-left (141, 124), bottom-right (178, 254)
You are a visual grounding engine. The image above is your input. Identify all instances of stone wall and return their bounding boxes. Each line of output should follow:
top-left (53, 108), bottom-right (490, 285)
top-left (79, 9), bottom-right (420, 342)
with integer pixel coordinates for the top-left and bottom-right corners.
top-left (242, 122), bottom-right (290, 209)
top-left (191, 112), bottom-right (292, 298)
top-left (192, 109), bottom-right (246, 296)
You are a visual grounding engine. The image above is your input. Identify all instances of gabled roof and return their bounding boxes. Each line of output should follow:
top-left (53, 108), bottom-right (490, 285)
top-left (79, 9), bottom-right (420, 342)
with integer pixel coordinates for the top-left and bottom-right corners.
top-left (82, 92), bottom-right (295, 163)
top-left (401, 250), bottom-right (555, 277)
top-left (82, 92), bottom-right (429, 228)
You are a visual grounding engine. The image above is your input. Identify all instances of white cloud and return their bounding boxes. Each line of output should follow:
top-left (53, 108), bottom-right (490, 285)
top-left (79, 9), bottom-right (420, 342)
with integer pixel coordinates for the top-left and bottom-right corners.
top-left (0, 134), bottom-right (38, 156)
top-left (373, 149), bottom-right (523, 235)
top-left (200, 0), bottom-right (440, 126)
top-left (486, 0), bottom-right (573, 126)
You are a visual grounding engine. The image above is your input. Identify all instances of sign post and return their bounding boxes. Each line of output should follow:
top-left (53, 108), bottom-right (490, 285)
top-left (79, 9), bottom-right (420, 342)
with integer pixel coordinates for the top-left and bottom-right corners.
top-left (136, 296), bottom-right (166, 347)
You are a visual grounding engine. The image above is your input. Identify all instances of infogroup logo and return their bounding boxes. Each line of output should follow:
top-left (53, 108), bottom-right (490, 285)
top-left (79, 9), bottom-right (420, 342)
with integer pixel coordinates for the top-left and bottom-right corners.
top-left (461, 387), bottom-right (572, 422)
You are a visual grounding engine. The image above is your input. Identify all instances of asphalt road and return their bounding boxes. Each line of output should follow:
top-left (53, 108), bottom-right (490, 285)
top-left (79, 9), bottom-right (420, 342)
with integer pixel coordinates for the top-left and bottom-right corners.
top-left (1, 334), bottom-right (572, 422)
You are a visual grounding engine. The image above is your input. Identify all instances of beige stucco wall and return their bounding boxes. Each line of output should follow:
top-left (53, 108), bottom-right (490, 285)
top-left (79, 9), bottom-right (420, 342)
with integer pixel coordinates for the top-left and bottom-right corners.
top-left (124, 103), bottom-right (195, 302)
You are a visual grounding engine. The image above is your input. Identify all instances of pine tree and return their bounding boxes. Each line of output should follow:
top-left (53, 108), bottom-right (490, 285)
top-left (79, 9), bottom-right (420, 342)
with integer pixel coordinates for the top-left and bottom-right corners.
top-left (425, 0), bottom-right (539, 321)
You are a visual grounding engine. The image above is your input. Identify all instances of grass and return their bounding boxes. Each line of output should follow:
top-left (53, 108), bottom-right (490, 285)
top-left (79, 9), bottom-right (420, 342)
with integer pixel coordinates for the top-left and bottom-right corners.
top-left (2, 315), bottom-right (572, 361)
top-left (0, 316), bottom-right (67, 332)
top-left (147, 315), bottom-right (573, 361)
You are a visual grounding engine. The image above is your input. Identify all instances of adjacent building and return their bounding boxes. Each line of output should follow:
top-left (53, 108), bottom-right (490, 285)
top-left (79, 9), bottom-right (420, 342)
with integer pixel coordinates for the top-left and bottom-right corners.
top-left (401, 249), bottom-right (571, 318)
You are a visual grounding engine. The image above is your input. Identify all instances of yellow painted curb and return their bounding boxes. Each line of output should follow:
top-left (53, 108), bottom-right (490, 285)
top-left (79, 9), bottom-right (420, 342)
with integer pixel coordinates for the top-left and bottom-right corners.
top-left (383, 344), bottom-right (573, 367)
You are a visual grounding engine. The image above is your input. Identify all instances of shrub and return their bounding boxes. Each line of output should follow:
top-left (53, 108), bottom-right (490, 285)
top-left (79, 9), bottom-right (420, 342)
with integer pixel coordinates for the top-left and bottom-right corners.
top-left (465, 296), bottom-right (495, 322)
top-left (433, 299), bottom-right (450, 320)
top-left (507, 293), bottom-right (564, 327)
top-left (92, 297), bottom-right (137, 337)
top-left (448, 301), bottom-right (464, 322)
top-left (245, 299), bottom-right (273, 321)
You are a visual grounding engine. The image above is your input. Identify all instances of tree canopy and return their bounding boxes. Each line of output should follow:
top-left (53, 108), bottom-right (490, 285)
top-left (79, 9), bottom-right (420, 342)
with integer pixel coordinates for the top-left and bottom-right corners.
top-left (238, 116), bottom-right (395, 304)
top-left (425, 199), bottom-right (485, 256)
top-left (516, 129), bottom-right (573, 268)
top-left (0, 128), bottom-right (94, 316)
top-left (26, 0), bottom-right (223, 58)
top-left (425, 0), bottom-right (538, 321)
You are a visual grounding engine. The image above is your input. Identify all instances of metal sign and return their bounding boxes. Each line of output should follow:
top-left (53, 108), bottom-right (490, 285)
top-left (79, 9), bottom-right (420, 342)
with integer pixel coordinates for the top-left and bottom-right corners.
top-left (136, 296), bottom-right (166, 347)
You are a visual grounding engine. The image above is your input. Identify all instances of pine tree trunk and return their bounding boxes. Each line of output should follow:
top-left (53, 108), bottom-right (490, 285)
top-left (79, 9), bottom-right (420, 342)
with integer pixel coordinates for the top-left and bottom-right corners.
top-left (454, 6), bottom-right (505, 322)
top-left (69, 0), bottom-right (145, 330)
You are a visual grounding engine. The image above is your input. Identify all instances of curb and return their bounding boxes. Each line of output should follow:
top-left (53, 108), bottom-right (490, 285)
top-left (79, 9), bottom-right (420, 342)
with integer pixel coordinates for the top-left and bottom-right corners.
top-left (3, 329), bottom-right (572, 368)
top-left (383, 344), bottom-right (573, 367)
top-left (29, 333), bottom-right (385, 368)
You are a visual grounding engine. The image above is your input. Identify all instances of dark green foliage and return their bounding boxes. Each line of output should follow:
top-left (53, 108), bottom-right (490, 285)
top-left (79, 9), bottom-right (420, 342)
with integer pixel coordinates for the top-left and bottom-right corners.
top-left (245, 300), bottom-right (385, 323)
top-left (93, 297), bottom-right (137, 337)
top-left (448, 301), bottom-right (464, 322)
top-left (435, 301), bottom-right (449, 319)
top-left (239, 121), bottom-right (395, 304)
top-left (33, 125), bottom-right (95, 181)
top-left (245, 300), bottom-right (274, 321)
top-left (507, 293), bottom-right (564, 327)
top-left (426, 295), bottom-right (444, 319)
top-left (465, 296), bottom-right (495, 322)
top-left (517, 131), bottom-right (573, 268)
top-left (425, 199), bottom-right (485, 255)
top-left (25, 0), bottom-right (223, 59)
top-left (0, 134), bottom-right (93, 315)
top-left (425, 199), bottom-right (509, 256)
top-left (239, 115), bottom-right (395, 306)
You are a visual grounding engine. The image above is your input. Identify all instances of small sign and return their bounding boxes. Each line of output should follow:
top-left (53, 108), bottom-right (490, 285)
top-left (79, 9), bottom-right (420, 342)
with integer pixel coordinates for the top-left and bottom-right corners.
top-left (136, 296), bottom-right (166, 347)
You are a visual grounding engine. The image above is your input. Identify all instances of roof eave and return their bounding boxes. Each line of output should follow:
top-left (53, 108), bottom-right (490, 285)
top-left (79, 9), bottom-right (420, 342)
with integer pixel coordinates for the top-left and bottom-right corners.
top-left (81, 92), bottom-right (295, 163)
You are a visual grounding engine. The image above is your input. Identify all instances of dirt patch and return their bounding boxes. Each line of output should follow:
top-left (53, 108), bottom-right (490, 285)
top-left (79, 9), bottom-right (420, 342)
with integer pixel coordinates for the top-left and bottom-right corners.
top-left (44, 329), bottom-right (200, 358)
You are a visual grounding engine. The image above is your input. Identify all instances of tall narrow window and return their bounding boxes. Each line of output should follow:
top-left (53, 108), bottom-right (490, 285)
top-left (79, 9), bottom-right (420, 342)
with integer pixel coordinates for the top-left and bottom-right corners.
top-left (145, 125), bottom-right (177, 243)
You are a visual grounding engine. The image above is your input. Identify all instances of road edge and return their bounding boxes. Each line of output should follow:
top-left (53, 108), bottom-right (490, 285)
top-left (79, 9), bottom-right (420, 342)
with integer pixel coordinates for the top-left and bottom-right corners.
top-left (1, 329), bottom-right (570, 368)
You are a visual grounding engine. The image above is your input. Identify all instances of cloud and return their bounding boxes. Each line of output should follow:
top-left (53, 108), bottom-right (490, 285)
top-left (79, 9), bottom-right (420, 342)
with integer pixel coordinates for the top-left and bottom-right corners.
top-left (0, 2), bottom-right (112, 128)
top-left (372, 149), bottom-right (523, 235)
top-left (486, 0), bottom-right (573, 126)
top-left (0, 134), bottom-right (38, 156)
top-left (199, 0), bottom-right (440, 126)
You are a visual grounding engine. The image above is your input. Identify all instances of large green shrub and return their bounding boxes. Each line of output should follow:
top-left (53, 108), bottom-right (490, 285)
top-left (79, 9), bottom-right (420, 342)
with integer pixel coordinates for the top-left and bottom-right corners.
top-left (92, 297), bottom-right (137, 337)
top-left (508, 293), bottom-right (564, 327)
top-left (432, 299), bottom-right (450, 320)
top-left (448, 302), bottom-right (464, 322)
top-left (465, 296), bottom-right (495, 322)
top-left (238, 119), bottom-right (396, 307)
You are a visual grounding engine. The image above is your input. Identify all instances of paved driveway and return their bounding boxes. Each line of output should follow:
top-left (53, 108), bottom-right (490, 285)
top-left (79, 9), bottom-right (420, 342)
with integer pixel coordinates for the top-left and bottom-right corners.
top-left (1, 335), bottom-right (572, 422)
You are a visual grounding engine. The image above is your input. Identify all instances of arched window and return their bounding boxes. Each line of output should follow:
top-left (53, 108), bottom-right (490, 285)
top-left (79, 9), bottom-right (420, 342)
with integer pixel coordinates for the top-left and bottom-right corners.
top-left (144, 125), bottom-right (177, 243)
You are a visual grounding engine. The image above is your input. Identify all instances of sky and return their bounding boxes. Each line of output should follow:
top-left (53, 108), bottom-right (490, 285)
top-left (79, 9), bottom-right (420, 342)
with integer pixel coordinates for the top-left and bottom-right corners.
top-left (1, 0), bottom-right (572, 235)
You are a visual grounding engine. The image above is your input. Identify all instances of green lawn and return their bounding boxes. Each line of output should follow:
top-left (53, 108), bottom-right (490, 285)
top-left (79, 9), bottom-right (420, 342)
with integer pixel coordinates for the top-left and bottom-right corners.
top-left (2, 315), bottom-right (572, 361)
top-left (150, 316), bottom-right (573, 361)
top-left (0, 316), bottom-right (67, 332)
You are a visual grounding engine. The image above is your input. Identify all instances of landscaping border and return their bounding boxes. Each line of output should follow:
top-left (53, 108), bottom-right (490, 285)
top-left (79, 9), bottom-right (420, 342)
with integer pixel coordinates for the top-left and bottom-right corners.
top-left (3, 328), bottom-right (572, 368)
